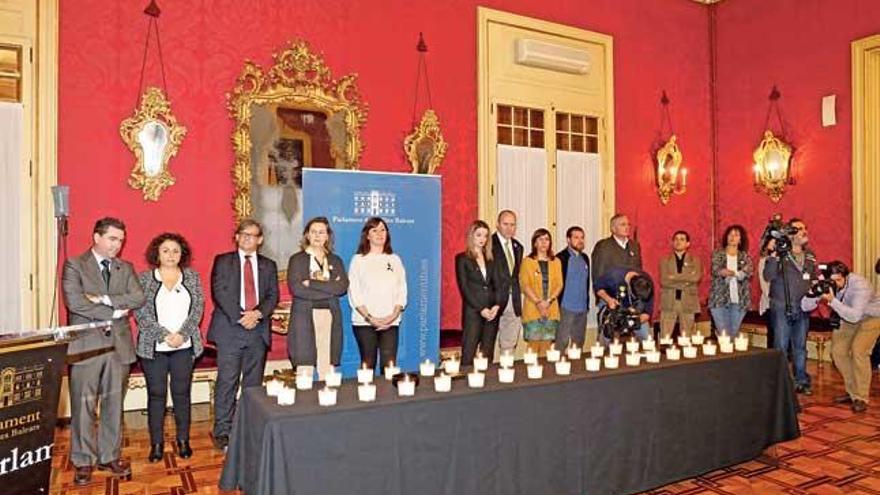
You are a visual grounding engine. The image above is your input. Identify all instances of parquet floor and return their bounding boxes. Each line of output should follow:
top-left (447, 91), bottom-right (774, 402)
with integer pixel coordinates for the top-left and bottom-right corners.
top-left (48, 361), bottom-right (880, 494)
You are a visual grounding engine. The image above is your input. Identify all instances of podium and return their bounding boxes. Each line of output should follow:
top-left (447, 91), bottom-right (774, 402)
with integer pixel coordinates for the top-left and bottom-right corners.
top-left (0, 321), bottom-right (111, 494)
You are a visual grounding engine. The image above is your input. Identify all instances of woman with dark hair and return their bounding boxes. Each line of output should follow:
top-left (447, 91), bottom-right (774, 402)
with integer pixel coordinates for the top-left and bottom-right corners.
top-left (519, 228), bottom-right (563, 345)
top-left (455, 220), bottom-right (500, 365)
top-left (134, 233), bottom-right (204, 462)
top-left (709, 224), bottom-right (753, 337)
top-left (286, 217), bottom-right (349, 379)
top-left (348, 217), bottom-right (407, 369)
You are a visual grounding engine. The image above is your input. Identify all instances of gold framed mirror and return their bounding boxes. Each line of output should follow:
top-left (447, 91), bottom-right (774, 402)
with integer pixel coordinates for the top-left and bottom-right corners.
top-left (752, 130), bottom-right (792, 202)
top-left (120, 87), bottom-right (187, 201)
top-left (655, 134), bottom-right (685, 204)
top-left (404, 109), bottom-right (448, 174)
top-left (228, 40), bottom-right (368, 275)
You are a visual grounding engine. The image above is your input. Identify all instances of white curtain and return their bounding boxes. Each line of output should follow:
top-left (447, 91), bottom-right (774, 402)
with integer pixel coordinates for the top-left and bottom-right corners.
top-left (556, 150), bottom-right (602, 327)
top-left (0, 102), bottom-right (23, 333)
top-left (496, 144), bottom-right (547, 247)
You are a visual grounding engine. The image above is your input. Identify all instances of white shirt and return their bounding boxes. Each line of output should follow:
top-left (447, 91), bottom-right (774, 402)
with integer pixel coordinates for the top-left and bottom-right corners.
top-left (91, 249), bottom-right (127, 319)
top-left (614, 236), bottom-right (629, 250)
top-left (238, 249), bottom-right (260, 310)
top-left (153, 270), bottom-right (193, 352)
top-left (727, 254), bottom-right (740, 304)
top-left (348, 253), bottom-right (407, 326)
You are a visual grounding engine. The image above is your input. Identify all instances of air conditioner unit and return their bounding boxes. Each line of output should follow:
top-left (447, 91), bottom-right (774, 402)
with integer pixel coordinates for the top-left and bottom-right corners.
top-left (514, 38), bottom-right (591, 75)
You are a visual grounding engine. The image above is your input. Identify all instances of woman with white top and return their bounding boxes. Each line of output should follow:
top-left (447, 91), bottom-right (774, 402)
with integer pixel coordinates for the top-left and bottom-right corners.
top-left (286, 217), bottom-right (349, 379)
top-left (709, 224), bottom-right (754, 337)
top-left (134, 233), bottom-right (204, 463)
top-left (348, 217), bottom-right (407, 369)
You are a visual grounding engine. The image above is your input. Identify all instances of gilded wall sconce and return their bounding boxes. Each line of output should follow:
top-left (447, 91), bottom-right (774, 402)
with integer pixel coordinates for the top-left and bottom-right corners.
top-left (405, 33), bottom-right (447, 174)
top-left (752, 86), bottom-right (794, 202)
top-left (653, 91), bottom-right (687, 204)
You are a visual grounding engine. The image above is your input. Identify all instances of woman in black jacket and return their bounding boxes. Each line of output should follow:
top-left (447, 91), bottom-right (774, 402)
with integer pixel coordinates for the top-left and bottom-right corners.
top-left (286, 217), bottom-right (349, 379)
top-left (455, 220), bottom-right (501, 366)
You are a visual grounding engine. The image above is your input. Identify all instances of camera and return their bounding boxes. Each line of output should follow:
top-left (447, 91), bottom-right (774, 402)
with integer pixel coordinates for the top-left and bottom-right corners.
top-left (598, 285), bottom-right (643, 340)
top-left (806, 263), bottom-right (836, 299)
top-left (760, 214), bottom-right (799, 256)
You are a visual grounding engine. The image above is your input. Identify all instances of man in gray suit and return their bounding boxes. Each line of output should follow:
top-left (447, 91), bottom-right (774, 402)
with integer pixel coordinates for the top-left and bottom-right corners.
top-left (591, 213), bottom-right (643, 286)
top-left (62, 217), bottom-right (145, 485)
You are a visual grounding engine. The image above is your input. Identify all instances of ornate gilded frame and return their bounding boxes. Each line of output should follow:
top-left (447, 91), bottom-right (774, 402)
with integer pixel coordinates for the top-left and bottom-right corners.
top-left (120, 87), bottom-right (187, 201)
top-left (655, 135), bottom-right (683, 204)
top-left (752, 130), bottom-right (792, 202)
top-left (228, 40), bottom-right (368, 221)
top-left (404, 109), bottom-right (448, 174)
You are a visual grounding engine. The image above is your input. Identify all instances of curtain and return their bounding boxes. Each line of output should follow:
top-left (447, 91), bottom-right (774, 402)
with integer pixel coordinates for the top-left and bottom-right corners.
top-left (496, 144), bottom-right (547, 248)
top-left (0, 102), bottom-right (23, 333)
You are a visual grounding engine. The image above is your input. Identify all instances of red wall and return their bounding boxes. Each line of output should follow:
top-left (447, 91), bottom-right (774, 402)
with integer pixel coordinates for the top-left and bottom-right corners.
top-left (714, 0), bottom-right (880, 288)
top-left (59, 0), bottom-right (713, 357)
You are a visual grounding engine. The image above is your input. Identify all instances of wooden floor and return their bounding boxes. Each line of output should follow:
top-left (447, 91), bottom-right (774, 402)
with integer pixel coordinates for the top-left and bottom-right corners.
top-left (48, 360), bottom-right (880, 495)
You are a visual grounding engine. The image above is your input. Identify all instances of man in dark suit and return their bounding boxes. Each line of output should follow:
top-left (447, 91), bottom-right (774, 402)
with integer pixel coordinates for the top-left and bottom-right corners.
top-left (555, 226), bottom-right (591, 350)
top-left (62, 217), bottom-right (145, 485)
top-left (492, 209), bottom-right (524, 354)
top-left (591, 213), bottom-right (642, 286)
top-left (208, 219), bottom-right (279, 450)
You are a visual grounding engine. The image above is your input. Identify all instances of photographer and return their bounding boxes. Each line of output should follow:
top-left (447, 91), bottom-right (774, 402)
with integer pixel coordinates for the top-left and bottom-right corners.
top-left (763, 218), bottom-right (815, 395)
top-left (594, 267), bottom-right (654, 343)
top-left (801, 261), bottom-right (880, 412)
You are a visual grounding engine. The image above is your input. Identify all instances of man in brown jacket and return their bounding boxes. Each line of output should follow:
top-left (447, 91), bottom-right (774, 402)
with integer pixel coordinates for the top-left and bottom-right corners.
top-left (659, 231), bottom-right (702, 338)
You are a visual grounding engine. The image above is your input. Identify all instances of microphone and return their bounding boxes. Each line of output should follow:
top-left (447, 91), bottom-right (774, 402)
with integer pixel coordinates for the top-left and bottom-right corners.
top-left (51, 185), bottom-right (69, 218)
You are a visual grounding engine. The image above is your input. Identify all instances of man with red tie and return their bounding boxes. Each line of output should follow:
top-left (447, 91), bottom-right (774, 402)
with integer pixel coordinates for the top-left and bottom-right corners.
top-left (207, 219), bottom-right (279, 450)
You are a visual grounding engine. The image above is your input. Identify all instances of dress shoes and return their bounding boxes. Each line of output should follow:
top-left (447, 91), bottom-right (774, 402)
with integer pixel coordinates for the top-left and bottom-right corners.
top-left (852, 399), bottom-right (868, 413)
top-left (213, 434), bottom-right (229, 452)
top-left (73, 465), bottom-right (92, 486)
top-left (795, 384), bottom-right (813, 396)
top-left (833, 394), bottom-right (853, 405)
top-left (96, 459), bottom-right (132, 478)
top-left (177, 439), bottom-right (193, 459)
top-left (148, 443), bottom-right (163, 463)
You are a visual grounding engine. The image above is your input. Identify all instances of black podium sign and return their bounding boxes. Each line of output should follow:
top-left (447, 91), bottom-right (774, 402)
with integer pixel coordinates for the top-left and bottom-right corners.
top-left (0, 340), bottom-right (67, 495)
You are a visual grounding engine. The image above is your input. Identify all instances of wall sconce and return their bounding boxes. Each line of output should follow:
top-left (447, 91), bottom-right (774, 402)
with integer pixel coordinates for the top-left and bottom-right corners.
top-left (752, 86), bottom-right (794, 202)
top-left (653, 91), bottom-right (687, 204)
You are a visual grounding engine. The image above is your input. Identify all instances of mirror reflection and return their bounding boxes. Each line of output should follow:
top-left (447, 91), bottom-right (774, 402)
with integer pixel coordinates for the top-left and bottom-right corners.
top-left (138, 120), bottom-right (169, 177)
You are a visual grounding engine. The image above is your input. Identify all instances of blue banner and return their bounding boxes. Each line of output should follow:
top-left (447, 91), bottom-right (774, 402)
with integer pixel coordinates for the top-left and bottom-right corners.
top-left (303, 169), bottom-right (441, 376)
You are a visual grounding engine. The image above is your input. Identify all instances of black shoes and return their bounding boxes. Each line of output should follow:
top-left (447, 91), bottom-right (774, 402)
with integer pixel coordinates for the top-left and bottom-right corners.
top-left (148, 443), bottom-right (163, 463)
top-left (213, 434), bottom-right (229, 452)
top-left (852, 399), bottom-right (868, 413)
top-left (833, 394), bottom-right (853, 404)
top-left (177, 439), bottom-right (193, 459)
top-left (795, 384), bottom-right (813, 396)
top-left (73, 465), bottom-right (92, 485)
top-left (96, 459), bottom-right (132, 478)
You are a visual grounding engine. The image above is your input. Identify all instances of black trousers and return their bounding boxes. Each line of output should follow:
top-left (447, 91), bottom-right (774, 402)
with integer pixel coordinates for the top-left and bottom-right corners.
top-left (353, 325), bottom-right (399, 369)
top-left (461, 311), bottom-right (499, 365)
top-left (213, 339), bottom-right (267, 438)
top-left (140, 348), bottom-right (194, 444)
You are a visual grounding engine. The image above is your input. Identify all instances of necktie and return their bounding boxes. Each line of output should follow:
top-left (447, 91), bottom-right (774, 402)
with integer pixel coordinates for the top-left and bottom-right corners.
top-left (244, 255), bottom-right (257, 310)
top-left (504, 240), bottom-right (514, 276)
top-left (100, 259), bottom-right (111, 290)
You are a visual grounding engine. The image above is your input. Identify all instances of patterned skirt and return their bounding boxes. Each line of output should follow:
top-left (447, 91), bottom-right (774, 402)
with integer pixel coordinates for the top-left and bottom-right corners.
top-left (523, 318), bottom-right (559, 341)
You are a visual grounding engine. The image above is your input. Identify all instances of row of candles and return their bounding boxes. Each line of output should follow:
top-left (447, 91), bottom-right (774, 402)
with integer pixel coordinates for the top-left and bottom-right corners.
top-left (266, 331), bottom-right (750, 407)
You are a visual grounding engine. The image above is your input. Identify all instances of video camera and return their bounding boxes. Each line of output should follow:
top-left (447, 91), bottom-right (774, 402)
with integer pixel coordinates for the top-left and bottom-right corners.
top-left (806, 263), bottom-right (842, 329)
top-left (759, 214), bottom-right (799, 256)
top-left (598, 285), bottom-right (643, 340)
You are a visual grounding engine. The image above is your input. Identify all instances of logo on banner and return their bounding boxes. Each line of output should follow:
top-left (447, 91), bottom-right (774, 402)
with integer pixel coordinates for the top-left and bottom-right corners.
top-left (353, 190), bottom-right (396, 216)
top-left (0, 365), bottom-right (45, 410)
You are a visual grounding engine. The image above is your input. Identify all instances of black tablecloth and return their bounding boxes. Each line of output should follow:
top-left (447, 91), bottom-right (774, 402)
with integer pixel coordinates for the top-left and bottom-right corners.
top-left (220, 348), bottom-right (800, 495)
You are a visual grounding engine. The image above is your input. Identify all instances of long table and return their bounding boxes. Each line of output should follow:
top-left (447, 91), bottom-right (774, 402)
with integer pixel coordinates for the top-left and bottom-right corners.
top-left (220, 348), bottom-right (800, 495)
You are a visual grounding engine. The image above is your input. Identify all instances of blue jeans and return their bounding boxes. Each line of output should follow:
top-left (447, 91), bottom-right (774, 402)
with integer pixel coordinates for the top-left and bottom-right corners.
top-left (770, 307), bottom-right (810, 387)
top-left (710, 304), bottom-right (747, 337)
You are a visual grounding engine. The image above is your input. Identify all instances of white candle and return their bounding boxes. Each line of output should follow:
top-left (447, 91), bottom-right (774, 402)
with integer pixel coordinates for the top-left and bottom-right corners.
top-left (604, 355), bottom-right (619, 369)
top-left (499, 350), bottom-right (515, 368)
top-left (397, 375), bottom-right (415, 396)
top-left (498, 366), bottom-right (515, 383)
top-left (720, 341), bottom-right (734, 354)
top-left (324, 367), bottom-right (342, 388)
top-left (467, 370), bottom-right (486, 388)
top-left (419, 359), bottom-right (436, 377)
top-left (642, 338), bottom-right (656, 352)
top-left (523, 347), bottom-right (538, 365)
top-left (625, 338), bottom-right (640, 354)
top-left (735, 335), bottom-right (749, 351)
top-left (609, 339), bottom-right (623, 356)
top-left (718, 331), bottom-right (731, 346)
top-left (434, 373), bottom-right (452, 392)
top-left (666, 346), bottom-right (681, 361)
top-left (566, 344), bottom-right (582, 360)
top-left (546, 345), bottom-right (561, 363)
top-left (683, 345), bottom-right (698, 359)
top-left (702, 342), bottom-right (717, 356)
top-left (691, 333), bottom-right (705, 345)
top-left (444, 357), bottom-right (461, 374)
top-left (677, 335), bottom-right (691, 347)
top-left (590, 343), bottom-right (605, 359)
top-left (357, 364), bottom-right (374, 384)
top-left (266, 378), bottom-right (284, 397)
top-left (295, 372), bottom-right (313, 390)
top-left (357, 383), bottom-right (376, 402)
top-left (625, 352), bottom-right (641, 367)
top-left (555, 358), bottom-right (571, 376)
top-left (385, 361), bottom-right (401, 380)
top-left (474, 351), bottom-right (489, 371)
top-left (585, 357), bottom-right (601, 372)
top-left (318, 386), bottom-right (337, 406)
top-left (646, 350), bottom-right (661, 363)
top-left (527, 363), bottom-right (543, 379)
top-left (276, 386), bottom-right (296, 406)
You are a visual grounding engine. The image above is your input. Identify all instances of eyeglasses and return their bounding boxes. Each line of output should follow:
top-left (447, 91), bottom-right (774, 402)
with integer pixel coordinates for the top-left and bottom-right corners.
top-left (238, 231), bottom-right (261, 239)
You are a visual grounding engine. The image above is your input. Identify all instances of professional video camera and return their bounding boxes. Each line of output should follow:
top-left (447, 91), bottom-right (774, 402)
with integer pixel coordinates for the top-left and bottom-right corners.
top-left (759, 213), bottom-right (799, 256)
top-left (806, 263), bottom-right (842, 329)
top-left (598, 285), bottom-right (642, 340)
